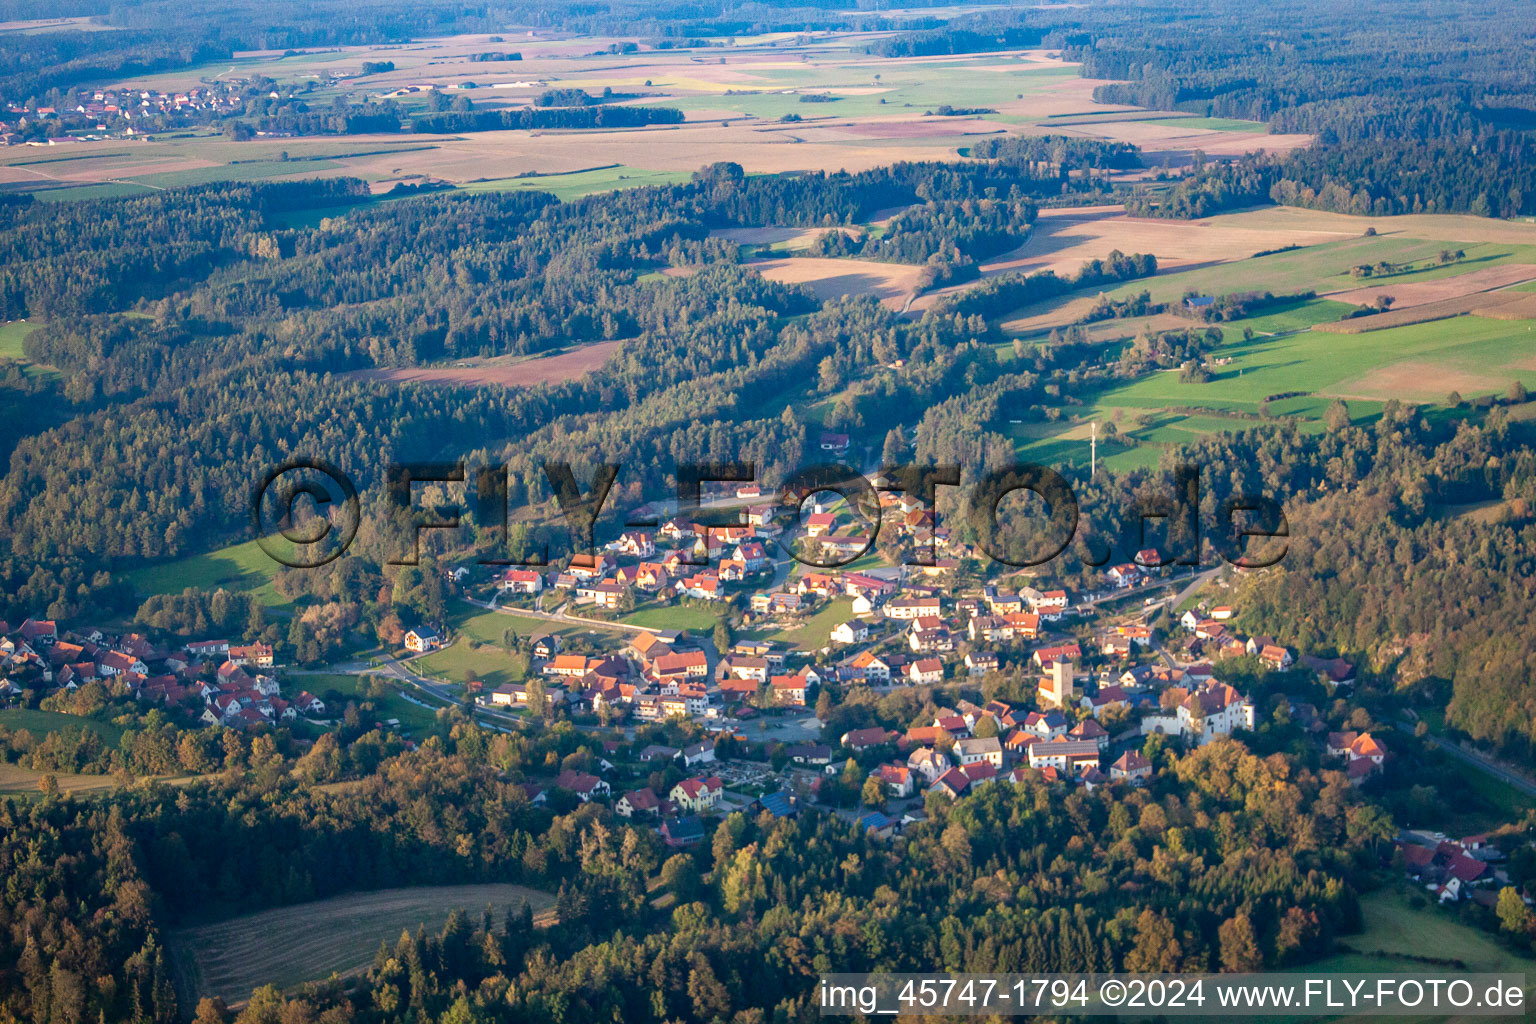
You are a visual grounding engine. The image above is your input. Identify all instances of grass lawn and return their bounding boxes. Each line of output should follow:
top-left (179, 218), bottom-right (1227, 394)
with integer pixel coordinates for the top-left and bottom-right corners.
top-left (304, 672), bottom-right (448, 733)
top-left (0, 319), bottom-right (39, 360)
top-left (0, 707), bottom-right (126, 745)
top-left (1314, 885), bottom-right (1534, 974)
top-left (621, 601), bottom-right (723, 631)
top-left (1082, 306), bottom-right (1536, 417)
top-left (124, 536), bottom-right (297, 608)
top-left (461, 165), bottom-right (691, 201)
top-left (414, 641), bottom-right (529, 691)
top-left (760, 597), bottom-right (854, 650)
top-left (1284, 887), bottom-right (1536, 1024)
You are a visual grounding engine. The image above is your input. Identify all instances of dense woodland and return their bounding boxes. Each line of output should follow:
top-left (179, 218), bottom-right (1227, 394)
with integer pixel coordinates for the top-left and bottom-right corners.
top-left (0, 728), bottom-right (1383, 1024)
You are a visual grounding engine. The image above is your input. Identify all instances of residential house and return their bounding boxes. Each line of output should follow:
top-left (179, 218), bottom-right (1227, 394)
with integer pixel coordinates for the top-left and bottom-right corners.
top-left (554, 770), bottom-right (610, 802)
top-left (670, 776), bottom-right (724, 813)
top-left (907, 747), bottom-right (949, 782)
top-left (885, 596), bottom-right (941, 620)
top-left (616, 788), bottom-right (663, 817)
top-left (1027, 737), bottom-right (1102, 775)
top-left (930, 768), bottom-right (970, 800)
top-left (877, 763), bottom-right (914, 797)
top-left (954, 736), bottom-right (1003, 769)
top-left (965, 651), bottom-right (999, 676)
top-left (1023, 710), bottom-right (1069, 740)
top-left (499, 569), bottom-right (544, 593)
top-left (831, 620), bottom-right (869, 645)
top-left (907, 658), bottom-right (943, 685)
top-left (841, 727), bottom-right (894, 752)
top-left (1069, 718), bottom-right (1110, 750)
top-left (849, 650), bottom-right (892, 683)
top-left (661, 815), bottom-right (705, 847)
top-left (770, 671), bottom-right (812, 706)
top-left (404, 627), bottom-right (442, 653)
top-left (1110, 750), bottom-right (1153, 783)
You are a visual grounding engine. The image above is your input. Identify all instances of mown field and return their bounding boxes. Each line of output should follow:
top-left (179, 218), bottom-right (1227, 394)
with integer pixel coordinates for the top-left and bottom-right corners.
top-left (169, 884), bottom-right (556, 1008)
top-left (1304, 887), bottom-right (1535, 1024)
top-left (0, 319), bottom-right (39, 360)
top-left (998, 211), bottom-right (1536, 471)
top-left (123, 535), bottom-right (298, 607)
top-left (413, 641), bottom-right (529, 692)
top-left (0, 761), bottom-right (118, 796)
top-left (621, 602), bottom-right (723, 631)
top-left (1011, 296), bottom-right (1536, 471)
top-left (749, 597), bottom-right (854, 650)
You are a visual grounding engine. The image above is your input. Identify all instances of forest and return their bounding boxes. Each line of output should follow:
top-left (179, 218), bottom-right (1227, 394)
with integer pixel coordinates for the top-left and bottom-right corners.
top-left (0, 723), bottom-right (1386, 1024)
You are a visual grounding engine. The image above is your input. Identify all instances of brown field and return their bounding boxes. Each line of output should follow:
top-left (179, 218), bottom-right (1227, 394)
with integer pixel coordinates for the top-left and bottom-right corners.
top-left (1059, 118), bottom-right (1313, 160)
top-left (982, 205), bottom-right (1348, 277)
top-left (169, 884), bottom-right (556, 1007)
top-left (1325, 361), bottom-right (1511, 403)
top-left (338, 339), bottom-right (621, 388)
top-left (1327, 264), bottom-right (1536, 308)
top-left (0, 762), bottom-right (118, 795)
top-left (1205, 206), bottom-right (1536, 245)
top-left (0, 762), bottom-right (202, 796)
top-left (910, 204), bottom-right (1350, 315)
top-left (744, 256), bottom-right (926, 309)
top-left (1313, 291), bottom-right (1534, 334)
top-left (1472, 293), bottom-right (1536, 320)
top-left (4, 43), bottom-right (1191, 189)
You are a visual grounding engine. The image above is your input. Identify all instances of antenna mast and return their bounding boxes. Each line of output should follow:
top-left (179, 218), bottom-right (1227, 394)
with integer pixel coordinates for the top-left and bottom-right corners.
top-left (1090, 421), bottom-right (1097, 479)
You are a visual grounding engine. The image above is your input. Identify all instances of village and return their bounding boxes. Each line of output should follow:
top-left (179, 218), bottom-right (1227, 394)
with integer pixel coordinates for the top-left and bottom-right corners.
top-left (9, 427), bottom-right (1533, 921)
top-left (9, 463), bottom-right (1488, 897)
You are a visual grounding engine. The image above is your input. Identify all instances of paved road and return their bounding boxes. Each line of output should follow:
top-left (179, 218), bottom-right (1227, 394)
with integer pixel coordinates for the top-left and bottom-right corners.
top-left (474, 594), bottom-right (657, 633)
top-left (1398, 713), bottom-right (1536, 798)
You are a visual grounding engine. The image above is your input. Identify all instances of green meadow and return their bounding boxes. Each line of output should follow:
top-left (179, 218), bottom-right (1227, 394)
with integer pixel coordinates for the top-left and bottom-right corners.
top-left (304, 672), bottom-right (449, 732)
top-left (1141, 116), bottom-right (1269, 132)
top-left (1008, 296), bottom-right (1536, 471)
top-left (0, 319), bottom-right (40, 360)
top-left (1099, 239), bottom-right (1536, 306)
top-left (1313, 886), bottom-right (1534, 976)
top-left (462, 165), bottom-right (692, 201)
top-left (413, 641), bottom-right (529, 691)
top-left (621, 602), bottom-right (724, 631)
top-left (124, 536), bottom-right (297, 608)
top-left (0, 708), bottom-right (126, 745)
top-left (629, 58), bottom-right (1077, 122)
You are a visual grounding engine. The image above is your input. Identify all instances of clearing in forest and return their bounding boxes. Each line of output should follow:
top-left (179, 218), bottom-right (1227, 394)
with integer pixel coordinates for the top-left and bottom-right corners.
top-left (169, 884), bottom-right (556, 1008)
top-left (744, 256), bottom-right (927, 309)
top-left (338, 340), bottom-right (622, 388)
